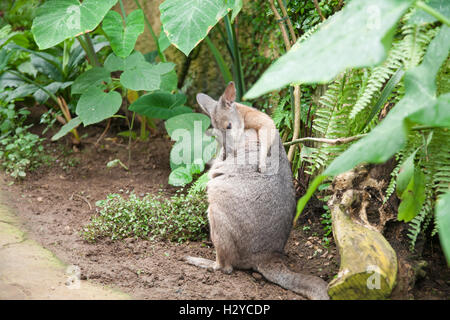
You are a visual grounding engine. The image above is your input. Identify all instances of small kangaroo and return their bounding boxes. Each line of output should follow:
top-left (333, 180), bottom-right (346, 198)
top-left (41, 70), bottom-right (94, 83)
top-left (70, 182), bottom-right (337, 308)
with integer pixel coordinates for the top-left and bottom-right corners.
top-left (186, 85), bottom-right (329, 300)
top-left (196, 81), bottom-right (276, 173)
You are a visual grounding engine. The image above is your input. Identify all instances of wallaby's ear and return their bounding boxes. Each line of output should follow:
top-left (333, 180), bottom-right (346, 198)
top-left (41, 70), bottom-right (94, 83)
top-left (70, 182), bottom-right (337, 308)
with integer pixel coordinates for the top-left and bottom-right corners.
top-left (223, 81), bottom-right (236, 103)
top-left (196, 93), bottom-right (217, 116)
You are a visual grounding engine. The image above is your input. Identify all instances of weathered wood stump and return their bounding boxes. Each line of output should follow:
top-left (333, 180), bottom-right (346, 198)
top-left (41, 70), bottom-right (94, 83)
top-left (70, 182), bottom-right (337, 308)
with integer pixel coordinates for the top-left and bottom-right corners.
top-left (327, 166), bottom-right (398, 300)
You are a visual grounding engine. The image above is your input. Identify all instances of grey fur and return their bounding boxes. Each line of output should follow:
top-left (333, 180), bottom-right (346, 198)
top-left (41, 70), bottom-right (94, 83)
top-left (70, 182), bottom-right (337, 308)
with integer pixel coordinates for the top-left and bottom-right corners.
top-left (187, 94), bottom-right (330, 300)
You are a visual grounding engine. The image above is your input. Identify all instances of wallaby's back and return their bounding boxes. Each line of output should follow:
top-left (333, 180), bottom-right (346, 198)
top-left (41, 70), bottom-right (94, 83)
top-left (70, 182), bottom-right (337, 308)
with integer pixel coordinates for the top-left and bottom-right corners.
top-left (204, 130), bottom-right (329, 299)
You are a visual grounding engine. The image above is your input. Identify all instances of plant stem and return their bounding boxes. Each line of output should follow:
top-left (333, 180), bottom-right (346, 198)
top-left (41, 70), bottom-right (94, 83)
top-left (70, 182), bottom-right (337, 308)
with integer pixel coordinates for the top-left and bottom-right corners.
top-left (128, 111), bottom-right (136, 167)
top-left (269, 0), bottom-right (291, 50)
top-left (416, 1), bottom-right (450, 26)
top-left (77, 35), bottom-right (100, 67)
top-left (224, 14), bottom-right (245, 101)
top-left (205, 36), bottom-right (233, 84)
top-left (277, 0), bottom-right (296, 42)
top-left (313, 0), bottom-right (326, 21)
top-left (270, 0), bottom-right (301, 161)
top-left (284, 134), bottom-right (367, 147)
top-left (139, 115), bottom-right (147, 141)
top-left (133, 0), bottom-right (166, 62)
top-left (287, 85), bottom-right (301, 160)
top-left (217, 23), bottom-right (234, 58)
top-left (118, 0), bottom-right (127, 18)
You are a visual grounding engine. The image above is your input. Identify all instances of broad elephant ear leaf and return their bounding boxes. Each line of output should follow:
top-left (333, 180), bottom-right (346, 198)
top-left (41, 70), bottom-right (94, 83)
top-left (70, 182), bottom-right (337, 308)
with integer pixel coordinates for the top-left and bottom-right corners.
top-left (71, 67), bottom-right (111, 95)
top-left (102, 9), bottom-right (145, 58)
top-left (159, 0), bottom-right (238, 56)
top-left (75, 87), bottom-right (122, 126)
top-left (129, 91), bottom-right (190, 120)
top-left (31, 0), bottom-right (118, 50)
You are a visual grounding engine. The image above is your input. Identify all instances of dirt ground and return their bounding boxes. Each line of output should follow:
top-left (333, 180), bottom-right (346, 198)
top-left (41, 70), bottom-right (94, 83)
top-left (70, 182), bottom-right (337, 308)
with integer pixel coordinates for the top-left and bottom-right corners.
top-left (0, 121), bottom-right (448, 300)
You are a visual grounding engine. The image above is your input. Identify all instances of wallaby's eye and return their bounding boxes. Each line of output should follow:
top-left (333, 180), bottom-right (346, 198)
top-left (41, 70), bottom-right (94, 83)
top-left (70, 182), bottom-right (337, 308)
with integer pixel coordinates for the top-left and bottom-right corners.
top-left (226, 123), bottom-right (232, 130)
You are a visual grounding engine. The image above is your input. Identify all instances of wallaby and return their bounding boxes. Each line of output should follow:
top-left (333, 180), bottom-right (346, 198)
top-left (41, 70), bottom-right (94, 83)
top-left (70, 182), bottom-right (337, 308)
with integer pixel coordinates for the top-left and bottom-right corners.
top-left (196, 81), bottom-right (276, 173)
top-left (186, 86), bottom-right (330, 300)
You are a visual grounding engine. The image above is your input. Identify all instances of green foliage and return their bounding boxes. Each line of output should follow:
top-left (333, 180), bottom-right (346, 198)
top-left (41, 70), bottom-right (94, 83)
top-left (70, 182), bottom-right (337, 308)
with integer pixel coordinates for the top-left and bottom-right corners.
top-left (82, 188), bottom-right (209, 243)
top-left (252, 0), bottom-right (450, 263)
top-left (435, 190), bottom-right (450, 264)
top-left (324, 25), bottom-right (449, 176)
top-left (303, 70), bottom-right (363, 175)
top-left (102, 9), bottom-right (144, 58)
top-left (0, 0), bottom-right (42, 30)
top-left (128, 91), bottom-right (192, 120)
top-left (75, 86), bottom-right (122, 126)
top-left (0, 104), bottom-right (44, 178)
top-left (165, 113), bottom-right (217, 186)
top-left (245, 0), bottom-right (414, 99)
top-left (71, 66), bottom-right (111, 95)
top-left (159, 0), bottom-right (240, 56)
top-left (31, 0), bottom-right (118, 50)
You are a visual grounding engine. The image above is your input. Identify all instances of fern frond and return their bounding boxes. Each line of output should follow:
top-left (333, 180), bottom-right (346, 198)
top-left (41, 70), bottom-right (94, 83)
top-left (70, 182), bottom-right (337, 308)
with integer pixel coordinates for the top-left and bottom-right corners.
top-left (304, 71), bottom-right (362, 175)
top-left (350, 43), bottom-right (404, 119)
top-left (406, 129), bottom-right (450, 250)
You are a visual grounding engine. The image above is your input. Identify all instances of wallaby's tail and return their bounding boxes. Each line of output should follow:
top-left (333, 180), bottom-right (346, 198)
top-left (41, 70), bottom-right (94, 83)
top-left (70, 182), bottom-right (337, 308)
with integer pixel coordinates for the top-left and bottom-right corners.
top-left (254, 255), bottom-right (330, 300)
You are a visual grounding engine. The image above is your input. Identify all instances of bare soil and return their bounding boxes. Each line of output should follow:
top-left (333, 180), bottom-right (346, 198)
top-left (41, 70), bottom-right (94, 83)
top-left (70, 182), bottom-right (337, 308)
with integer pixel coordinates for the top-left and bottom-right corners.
top-left (0, 121), bottom-right (448, 300)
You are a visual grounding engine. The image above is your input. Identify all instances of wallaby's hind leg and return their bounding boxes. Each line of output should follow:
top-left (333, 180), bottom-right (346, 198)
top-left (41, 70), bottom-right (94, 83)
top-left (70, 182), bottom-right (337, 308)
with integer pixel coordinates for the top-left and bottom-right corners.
top-left (185, 256), bottom-right (216, 271)
top-left (185, 206), bottom-right (234, 274)
top-left (214, 246), bottom-right (233, 274)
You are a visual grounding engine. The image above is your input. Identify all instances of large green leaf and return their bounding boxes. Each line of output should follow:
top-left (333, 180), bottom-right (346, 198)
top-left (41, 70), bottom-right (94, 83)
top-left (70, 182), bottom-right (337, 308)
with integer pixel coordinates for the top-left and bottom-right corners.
top-left (165, 113), bottom-right (216, 170)
top-left (408, 93), bottom-right (450, 127)
top-left (1, 84), bottom-right (38, 102)
top-left (436, 190), bottom-right (450, 265)
top-left (396, 149), bottom-right (418, 197)
top-left (109, 51), bottom-right (175, 91)
top-left (121, 63), bottom-right (175, 92)
top-left (324, 25), bottom-right (450, 176)
top-left (159, 69), bottom-right (178, 92)
top-left (30, 53), bottom-right (63, 81)
top-left (231, 0), bottom-right (243, 21)
top-left (410, 0), bottom-right (450, 25)
top-left (33, 81), bottom-right (73, 104)
top-left (17, 61), bottom-right (38, 78)
top-left (397, 168), bottom-right (426, 222)
top-left (168, 166), bottom-right (193, 186)
top-left (159, 0), bottom-right (236, 56)
top-left (71, 67), bottom-right (111, 95)
top-left (31, 0), bottom-right (118, 50)
top-left (104, 52), bottom-right (127, 72)
top-left (244, 0), bottom-right (414, 99)
top-left (158, 26), bottom-right (171, 53)
top-left (75, 87), bottom-right (122, 126)
top-left (102, 9), bottom-right (144, 58)
top-left (129, 91), bottom-right (190, 120)
top-left (51, 117), bottom-right (82, 141)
